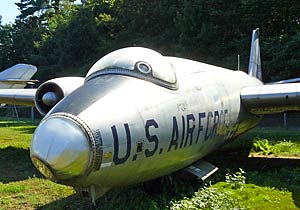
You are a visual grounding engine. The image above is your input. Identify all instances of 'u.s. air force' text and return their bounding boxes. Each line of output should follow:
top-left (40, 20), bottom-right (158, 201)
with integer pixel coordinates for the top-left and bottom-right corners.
top-left (108, 109), bottom-right (238, 165)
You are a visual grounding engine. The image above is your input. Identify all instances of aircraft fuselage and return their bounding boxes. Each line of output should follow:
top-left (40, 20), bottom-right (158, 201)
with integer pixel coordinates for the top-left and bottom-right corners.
top-left (30, 48), bottom-right (263, 200)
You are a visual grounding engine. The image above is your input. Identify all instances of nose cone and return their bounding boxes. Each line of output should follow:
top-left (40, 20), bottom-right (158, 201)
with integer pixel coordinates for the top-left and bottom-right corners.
top-left (30, 115), bottom-right (91, 181)
top-left (42, 92), bottom-right (59, 107)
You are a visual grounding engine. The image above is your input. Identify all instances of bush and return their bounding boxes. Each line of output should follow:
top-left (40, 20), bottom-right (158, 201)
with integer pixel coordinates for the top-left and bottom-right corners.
top-left (252, 138), bottom-right (272, 155)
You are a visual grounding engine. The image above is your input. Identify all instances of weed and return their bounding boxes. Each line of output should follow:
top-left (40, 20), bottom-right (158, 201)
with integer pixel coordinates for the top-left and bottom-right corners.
top-left (250, 136), bottom-right (300, 157)
top-left (271, 141), bottom-right (300, 156)
top-left (252, 138), bottom-right (272, 155)
top-left (225, 168), bottom-right (246, 189)
top-left (0, 182), bottom-right (27, 194)
top-left (170, 184), bottom-right (239, 210)
top-left (170, 170), bottom-right (248, 209)
top-left (0, 121), bottom-right (299, 209)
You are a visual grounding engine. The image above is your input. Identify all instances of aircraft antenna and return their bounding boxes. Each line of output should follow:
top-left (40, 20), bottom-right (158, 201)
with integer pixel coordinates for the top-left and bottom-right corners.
top-left (237, 54), bottom-right (240, 71)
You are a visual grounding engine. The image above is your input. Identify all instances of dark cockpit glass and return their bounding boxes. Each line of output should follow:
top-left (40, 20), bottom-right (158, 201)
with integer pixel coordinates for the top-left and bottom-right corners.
top-left (85, 47), bottom-right (178, 90)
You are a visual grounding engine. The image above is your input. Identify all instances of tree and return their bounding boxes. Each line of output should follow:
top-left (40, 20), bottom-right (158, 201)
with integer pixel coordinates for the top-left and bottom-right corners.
top-left (1, 0), bottom-right (299, 81)
top-left (0, 23), bottom-right (14, 70)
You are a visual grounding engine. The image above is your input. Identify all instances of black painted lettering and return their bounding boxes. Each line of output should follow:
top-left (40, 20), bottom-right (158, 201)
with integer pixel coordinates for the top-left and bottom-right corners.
top-left (195, 112), bottom-right (205, 144)
top-left (112, 124), bottom-right (131, 165)
top-left (211, 110), bottom-right (220, 138)
top-left (205, 112), bottom-right (213, 141)
top-left (184, 114), bottom-right (195, 147)
top-left (179, 116), bottom-right (186, 148)
top-left (168, 116), bottom-right (179, 152)
top-left (224, 109), bottom-right (228, 126)
top-left (219, 110), bottom-right (224, 125)
top-left (145, 119), bottom-right (159, 157)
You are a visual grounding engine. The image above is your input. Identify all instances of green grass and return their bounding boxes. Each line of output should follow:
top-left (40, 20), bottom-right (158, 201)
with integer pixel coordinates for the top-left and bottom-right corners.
top-left (223, 128), bottom-right (300, 158)
top-left (0, 121), bottom-right (299, 209)
top-left (0, 119), bottom-right (75, 210)
top-left (251, 138), bottom-right (300, 157)
top-left (171, 182), bottom-right (298, 210)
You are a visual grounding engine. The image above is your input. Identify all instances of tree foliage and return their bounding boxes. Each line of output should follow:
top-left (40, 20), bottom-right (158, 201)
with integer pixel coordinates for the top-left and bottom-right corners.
top-left (0, 0), bottom-right (299, 82)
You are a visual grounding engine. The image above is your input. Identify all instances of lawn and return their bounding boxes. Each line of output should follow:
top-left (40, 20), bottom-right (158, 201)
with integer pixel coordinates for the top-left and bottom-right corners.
top-left (0, 120), bottom-right (299, 209)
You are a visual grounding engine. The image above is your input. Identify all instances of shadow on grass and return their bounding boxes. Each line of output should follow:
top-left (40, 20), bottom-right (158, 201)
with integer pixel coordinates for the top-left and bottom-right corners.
top-left (216, 129), bottom-right (300, 208)
top-left (0, 121), bottom-right (38, 127)
top-left (36, 195), bottom-right (94, 210)
top-left (292, 191), bottom-right (300, 208)
top-left (36, 148), bottom-right (300, 209)
top-left (37, 167), bottom-right (202, 210)
top-left (38, 180), bottom-right (197, 210)
top-left (0, 146), bottom-right (41, 183)
top-left (12, 126), bottom-right (37, 134)
top-left (0, 120), bottom-right (37, 134)
top-left (206, 150), bottom-right (300, 209)
top-left (8, 126), bottom-right (296, 210)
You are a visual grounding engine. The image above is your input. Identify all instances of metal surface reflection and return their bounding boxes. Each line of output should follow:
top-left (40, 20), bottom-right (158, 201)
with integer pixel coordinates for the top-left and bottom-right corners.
top-left (30, 115), bottom-right (92, 181)
top-left (42, 92), bottom-right (59, 106)
top-left (0, 30), bottom-right (296, 205)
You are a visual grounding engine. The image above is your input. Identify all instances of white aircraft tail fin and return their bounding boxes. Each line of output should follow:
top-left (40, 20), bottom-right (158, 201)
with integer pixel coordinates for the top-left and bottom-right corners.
top-left (0, 64), bottom-right (37, 89)
top-left (248, 28), bottom-right (262, 81)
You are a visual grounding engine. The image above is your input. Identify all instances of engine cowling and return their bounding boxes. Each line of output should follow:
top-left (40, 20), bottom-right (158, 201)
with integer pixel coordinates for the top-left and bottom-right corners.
top-left (35, 77), bottom-right (84, 115)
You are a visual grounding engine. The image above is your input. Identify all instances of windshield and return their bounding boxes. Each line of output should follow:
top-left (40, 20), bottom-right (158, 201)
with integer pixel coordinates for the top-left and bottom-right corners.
top-left (50, 75), bottom-right (131, 116)
top-left (85, 47), bottom-right (177, 89)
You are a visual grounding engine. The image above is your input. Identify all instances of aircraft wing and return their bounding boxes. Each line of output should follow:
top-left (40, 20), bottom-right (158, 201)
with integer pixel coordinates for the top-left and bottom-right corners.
top-left (0, 64), bottom-right (38, 89)
top-left (0, 77), bottom-right (84, 115)
top-left (241, 83), bottom-right (300, 114)
top-left (267, 77), bottom-right (300, 84)
top-left (0, 79), bottom-right (40, 84)
top-left (0, 89), bottom-right (36, 106)
top-left (242, 28), bottom-right (300, 115)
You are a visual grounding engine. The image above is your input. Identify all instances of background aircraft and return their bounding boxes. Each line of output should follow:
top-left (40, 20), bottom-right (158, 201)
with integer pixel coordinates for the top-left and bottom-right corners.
top-left (0, 64), bottom-right (37, 107)
top-left (0, 63), bottom-right (37, 88)
top-left (0, 29), bottom-right (298, 204)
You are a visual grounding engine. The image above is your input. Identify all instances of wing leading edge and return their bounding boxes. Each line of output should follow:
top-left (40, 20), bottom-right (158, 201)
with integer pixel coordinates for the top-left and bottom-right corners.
top-left (241, 83), bottom-right (300, 114)
top-left (0, 89), bottom-right (36, 106)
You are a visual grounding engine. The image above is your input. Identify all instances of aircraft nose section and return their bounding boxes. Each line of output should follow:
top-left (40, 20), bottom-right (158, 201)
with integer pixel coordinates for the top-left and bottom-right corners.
top-left (30, 113), bottom-right (96, 182)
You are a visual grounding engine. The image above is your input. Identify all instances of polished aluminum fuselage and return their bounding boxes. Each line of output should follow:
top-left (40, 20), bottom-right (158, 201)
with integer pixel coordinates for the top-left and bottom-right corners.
top-left (41, 56), bottom-right (262, 190)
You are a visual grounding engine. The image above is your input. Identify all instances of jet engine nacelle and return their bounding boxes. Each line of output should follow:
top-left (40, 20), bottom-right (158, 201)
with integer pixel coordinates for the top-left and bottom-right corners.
top-left (35, 77), bottom-right (84, 115)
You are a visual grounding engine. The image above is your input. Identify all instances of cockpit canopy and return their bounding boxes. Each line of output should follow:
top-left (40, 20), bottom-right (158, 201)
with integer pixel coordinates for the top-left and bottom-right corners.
top-left (85, 47), bottom-right (177, 89)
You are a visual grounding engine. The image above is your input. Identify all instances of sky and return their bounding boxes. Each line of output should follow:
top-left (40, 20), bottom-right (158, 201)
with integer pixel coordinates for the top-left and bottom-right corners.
top-left (0, 0), bottom-right (20, 24)
top-left (0, 0), bottom-right (81, 25)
